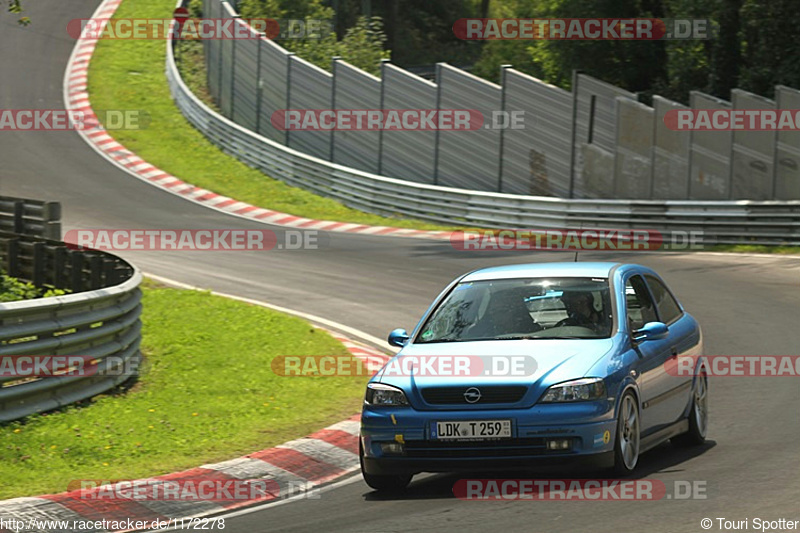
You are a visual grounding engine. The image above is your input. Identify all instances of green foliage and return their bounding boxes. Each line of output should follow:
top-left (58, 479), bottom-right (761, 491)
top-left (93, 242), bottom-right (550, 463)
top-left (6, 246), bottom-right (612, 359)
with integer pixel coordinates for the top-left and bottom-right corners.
top-left (7, 0), bottom-right (30, 25)
top-left (738, 0), bottom-right (800, 98)
top-left (0, 272), bottom-right (71, 302)
top-left (382, 0), bottom-right (482, 67)
top-left (287, 16), bottom-right (390, 76)
top-left (524, 0), bottom-right (668, 92)
top-left (0, 274), bottom-right (40, 302)
top-left (238, 0), bottom-right (388, 74)
top-left (470, 0), bottom-right (543, 82)
top-left (471, 0), bottom-right (800, 103)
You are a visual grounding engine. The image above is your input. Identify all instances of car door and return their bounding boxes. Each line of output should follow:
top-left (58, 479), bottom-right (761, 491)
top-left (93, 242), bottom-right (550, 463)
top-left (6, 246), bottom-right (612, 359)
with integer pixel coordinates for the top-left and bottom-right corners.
top-left (643, 274), bottom-right (695, 426)
top-left (624, 274), bottom-right (676, 434)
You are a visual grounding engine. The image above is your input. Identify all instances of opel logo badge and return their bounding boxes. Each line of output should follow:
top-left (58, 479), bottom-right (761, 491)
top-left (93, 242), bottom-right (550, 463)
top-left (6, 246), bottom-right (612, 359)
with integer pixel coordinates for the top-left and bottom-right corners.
top-left (464, 387), bottom-right (482, 403)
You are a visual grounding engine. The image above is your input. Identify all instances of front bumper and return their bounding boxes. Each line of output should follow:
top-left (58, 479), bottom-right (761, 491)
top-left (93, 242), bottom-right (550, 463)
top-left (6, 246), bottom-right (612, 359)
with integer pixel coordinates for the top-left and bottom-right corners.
top-left (361, 402), bottom-right (617, 475)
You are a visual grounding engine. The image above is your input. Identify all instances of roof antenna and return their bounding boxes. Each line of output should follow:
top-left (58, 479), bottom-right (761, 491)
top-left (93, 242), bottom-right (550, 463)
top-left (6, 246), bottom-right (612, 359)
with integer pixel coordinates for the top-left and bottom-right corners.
top-left (573, 251), bottom-right (579, 262)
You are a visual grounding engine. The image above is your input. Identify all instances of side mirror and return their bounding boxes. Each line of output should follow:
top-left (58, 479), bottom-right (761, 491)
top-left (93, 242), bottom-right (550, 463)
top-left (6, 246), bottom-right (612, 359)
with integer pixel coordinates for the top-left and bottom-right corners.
top-left (633, 321), bottom-right (669, 342)
top-left (388, 328), bottom-right (410, 348)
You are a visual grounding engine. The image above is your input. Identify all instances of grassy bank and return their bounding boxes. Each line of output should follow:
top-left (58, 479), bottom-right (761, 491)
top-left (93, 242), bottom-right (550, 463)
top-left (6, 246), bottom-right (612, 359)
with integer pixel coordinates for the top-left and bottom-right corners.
top-left (87, 0), bottom-right (449, 230)
top-left (0, 279), bottom-right (366, 498)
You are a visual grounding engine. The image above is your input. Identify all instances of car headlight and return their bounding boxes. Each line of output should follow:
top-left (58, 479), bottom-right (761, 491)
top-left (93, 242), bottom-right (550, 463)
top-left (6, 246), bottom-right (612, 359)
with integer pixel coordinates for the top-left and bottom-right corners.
top-left (365, 383), bottom-right (409, 406)
top-left (539, 377), bottom-right (606, 403)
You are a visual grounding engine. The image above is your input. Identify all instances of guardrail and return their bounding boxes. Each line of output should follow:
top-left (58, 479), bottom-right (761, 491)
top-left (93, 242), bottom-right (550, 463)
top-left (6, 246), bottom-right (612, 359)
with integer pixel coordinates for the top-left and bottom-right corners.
top-left (0, 196), bottom-right (61, 240)
top-left (0, 232), bottom-right (141, 422)
top-left (166, 34), bottom-right (800, 245)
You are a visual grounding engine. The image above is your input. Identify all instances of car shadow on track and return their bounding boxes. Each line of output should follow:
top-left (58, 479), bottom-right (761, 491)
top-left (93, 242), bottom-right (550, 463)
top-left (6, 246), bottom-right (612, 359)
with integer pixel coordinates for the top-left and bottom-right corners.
top-left (362, 439), bottom-right (716, 501)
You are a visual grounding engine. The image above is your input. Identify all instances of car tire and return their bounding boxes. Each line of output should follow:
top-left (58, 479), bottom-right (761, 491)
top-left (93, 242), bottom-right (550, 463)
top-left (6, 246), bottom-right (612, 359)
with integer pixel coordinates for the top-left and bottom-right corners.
top-left (673, 370), bottom-right (708, 447)
top-left (359, 442), bottom-right (412, 492)
top-left (613, 391), bottom-right (640, 476)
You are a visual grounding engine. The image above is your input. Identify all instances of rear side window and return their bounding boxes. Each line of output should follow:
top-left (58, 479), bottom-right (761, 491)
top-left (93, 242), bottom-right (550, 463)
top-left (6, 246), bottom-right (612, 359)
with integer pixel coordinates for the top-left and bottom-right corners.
top-left (625, 275), bottom-right (658, 331)
top-left (645, 275), bottom-right (683, 324)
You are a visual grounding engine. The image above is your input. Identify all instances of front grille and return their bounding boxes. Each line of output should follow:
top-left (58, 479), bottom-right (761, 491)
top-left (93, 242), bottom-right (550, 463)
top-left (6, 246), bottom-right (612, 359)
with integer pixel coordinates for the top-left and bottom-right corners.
top-left (403, 438), bottom-right (572, 458)
top-left (421, 385), bottom-right (528, 405)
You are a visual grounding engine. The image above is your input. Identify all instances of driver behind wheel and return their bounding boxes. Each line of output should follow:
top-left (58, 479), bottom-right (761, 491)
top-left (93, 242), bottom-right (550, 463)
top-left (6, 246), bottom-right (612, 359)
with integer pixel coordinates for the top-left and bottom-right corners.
top-left (557, 291), bottom-right (604, 332)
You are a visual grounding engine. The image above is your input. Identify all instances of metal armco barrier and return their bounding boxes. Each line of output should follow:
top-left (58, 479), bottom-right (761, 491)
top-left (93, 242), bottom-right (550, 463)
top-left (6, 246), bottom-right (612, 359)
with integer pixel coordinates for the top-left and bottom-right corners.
top-left (199, 0), bottom-right (800, 201)
top-left (167, 31), bottom-right (800, 245)
top-left (0, 232), bottom-right (142, 422)
top-left (0, 196), bottom-right (61, 240)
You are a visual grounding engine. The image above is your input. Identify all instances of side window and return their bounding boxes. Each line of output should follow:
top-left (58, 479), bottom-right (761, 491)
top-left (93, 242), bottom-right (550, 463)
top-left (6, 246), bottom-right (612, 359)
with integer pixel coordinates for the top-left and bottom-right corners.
top-left (645, 275), bottom-right (683, 324)
top-left (625, 275), bottom-right (657, 331)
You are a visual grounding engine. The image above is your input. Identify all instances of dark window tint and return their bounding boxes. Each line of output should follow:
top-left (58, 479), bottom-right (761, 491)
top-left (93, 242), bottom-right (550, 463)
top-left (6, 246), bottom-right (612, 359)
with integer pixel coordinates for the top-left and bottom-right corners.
top-left (625, 275), bottom-right (657, 331)
top-left (645, 275), bottom-right (683, 324)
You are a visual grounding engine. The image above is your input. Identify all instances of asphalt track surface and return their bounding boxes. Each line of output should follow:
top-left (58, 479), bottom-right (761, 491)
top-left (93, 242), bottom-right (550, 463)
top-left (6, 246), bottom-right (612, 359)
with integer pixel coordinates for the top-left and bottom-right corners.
top-left (2, 2), bottom-right (800, 532)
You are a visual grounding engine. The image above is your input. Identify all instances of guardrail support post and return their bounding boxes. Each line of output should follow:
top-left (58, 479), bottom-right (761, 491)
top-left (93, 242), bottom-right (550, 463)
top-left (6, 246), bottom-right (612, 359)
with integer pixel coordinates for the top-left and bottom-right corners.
top-left (31, 242), bottom-right (45, 287)
top-left (6, 238), bottom-right (20, 277)
top-left (54, 246), bottom-right (68, 288)
top-left (89, 255), bottom-right (103, 290)
top-left (12, 201), bottom-right (24, 234)
top-left (70, 251), bottom-right (84, 293)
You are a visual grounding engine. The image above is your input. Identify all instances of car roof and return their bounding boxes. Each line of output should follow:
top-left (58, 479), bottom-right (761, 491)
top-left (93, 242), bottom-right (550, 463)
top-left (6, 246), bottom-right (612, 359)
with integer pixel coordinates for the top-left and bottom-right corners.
top-left (460, 262), bottom-right (624, 282)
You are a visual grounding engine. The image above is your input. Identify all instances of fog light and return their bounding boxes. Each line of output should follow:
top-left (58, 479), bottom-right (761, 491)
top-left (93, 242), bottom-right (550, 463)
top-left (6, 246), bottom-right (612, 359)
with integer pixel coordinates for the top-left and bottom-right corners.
top-left (380, 442), bottom-right (405, 455)
top-left (546, 439), bottom-right (571, 450)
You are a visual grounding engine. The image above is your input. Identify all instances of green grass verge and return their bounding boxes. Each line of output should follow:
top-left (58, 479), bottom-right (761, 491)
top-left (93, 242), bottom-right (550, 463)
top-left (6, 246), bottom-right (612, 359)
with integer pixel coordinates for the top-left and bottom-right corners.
top-left (88, 0), bottom-right (452, 230)
top-left (0, 279), bottom-right (366, 499)
top-left (708, 244), bottom-right (800, 254)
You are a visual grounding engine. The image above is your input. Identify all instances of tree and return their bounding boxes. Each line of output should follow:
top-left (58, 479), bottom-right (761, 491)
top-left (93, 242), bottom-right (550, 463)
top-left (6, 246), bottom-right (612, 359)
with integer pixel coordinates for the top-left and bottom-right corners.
top-left (288, 16), bottom-right (390, 76)
top-left (708, 0), bottom-right (742, 99)
top-left (238, 0), bottom-right (389, 75)
top-left (527, 0), bottom-right (668, 92)
top-left (471, 0), bottom-right (546, 82)
top-left (738, 0), bottom-right (800, 98)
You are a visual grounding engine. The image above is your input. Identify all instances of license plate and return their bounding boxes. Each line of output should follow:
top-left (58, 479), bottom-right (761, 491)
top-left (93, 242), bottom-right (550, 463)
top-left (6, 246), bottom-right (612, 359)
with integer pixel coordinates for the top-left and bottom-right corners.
top-left (433, 420), bottom-right (512, 440)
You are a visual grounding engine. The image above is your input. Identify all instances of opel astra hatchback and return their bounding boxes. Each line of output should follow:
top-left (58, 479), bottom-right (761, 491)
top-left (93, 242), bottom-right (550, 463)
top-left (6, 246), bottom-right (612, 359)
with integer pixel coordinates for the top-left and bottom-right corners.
top-left (360, 262), bottom-right (707, 491)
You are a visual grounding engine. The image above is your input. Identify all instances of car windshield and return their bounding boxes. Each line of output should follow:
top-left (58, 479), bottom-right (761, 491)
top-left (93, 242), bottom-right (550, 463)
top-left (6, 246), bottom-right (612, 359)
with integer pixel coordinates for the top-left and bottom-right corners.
top-left (416, 277), bottom-right (612, 343)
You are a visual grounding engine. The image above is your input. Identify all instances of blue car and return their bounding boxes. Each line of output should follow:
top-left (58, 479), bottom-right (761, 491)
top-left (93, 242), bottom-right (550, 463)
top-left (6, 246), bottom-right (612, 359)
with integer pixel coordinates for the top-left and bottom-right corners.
top-left (360, 262), bottom-right (707, 491)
